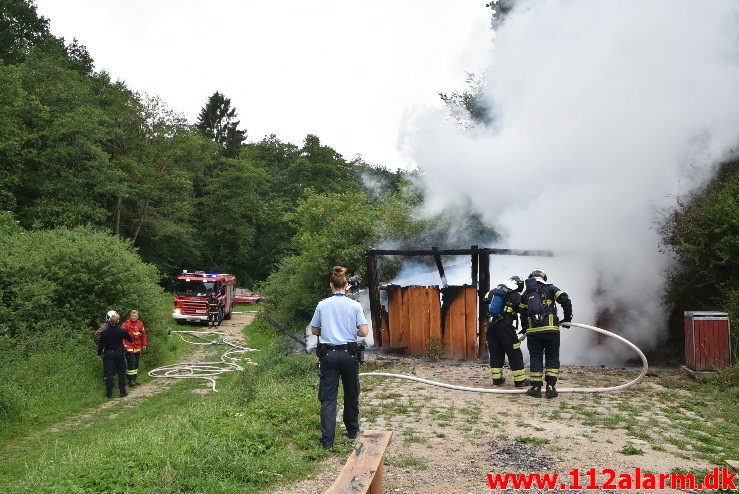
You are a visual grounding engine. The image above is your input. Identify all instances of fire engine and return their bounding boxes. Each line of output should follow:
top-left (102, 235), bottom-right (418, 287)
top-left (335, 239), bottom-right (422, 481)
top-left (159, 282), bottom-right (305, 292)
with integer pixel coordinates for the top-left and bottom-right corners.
top-left (172, 271), bottom-right (236, 324)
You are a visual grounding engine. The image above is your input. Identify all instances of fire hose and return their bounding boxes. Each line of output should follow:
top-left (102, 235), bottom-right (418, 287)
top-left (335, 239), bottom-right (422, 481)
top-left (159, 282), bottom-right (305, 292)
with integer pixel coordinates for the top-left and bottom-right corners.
top-left (148, 330), bottom-right (258, 392)
top-left (358, 322), bottom-right (648, 394)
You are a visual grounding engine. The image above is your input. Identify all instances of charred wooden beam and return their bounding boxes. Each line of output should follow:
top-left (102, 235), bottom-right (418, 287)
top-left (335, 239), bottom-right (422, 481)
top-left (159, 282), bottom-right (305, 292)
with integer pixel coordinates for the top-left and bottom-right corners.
top-left (431, 247), bottom-right (448, 288)
top-left (478, 251), bottom-right (491, 359)
top-left (367, 248), bottom-right (554, 257)
top-left (366, 253), bottom-right (382, 347)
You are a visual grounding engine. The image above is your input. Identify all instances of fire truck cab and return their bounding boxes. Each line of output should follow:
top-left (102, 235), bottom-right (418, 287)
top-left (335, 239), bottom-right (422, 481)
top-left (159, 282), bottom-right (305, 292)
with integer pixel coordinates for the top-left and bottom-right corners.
top-left (172, 271), bottom-right (236, 324)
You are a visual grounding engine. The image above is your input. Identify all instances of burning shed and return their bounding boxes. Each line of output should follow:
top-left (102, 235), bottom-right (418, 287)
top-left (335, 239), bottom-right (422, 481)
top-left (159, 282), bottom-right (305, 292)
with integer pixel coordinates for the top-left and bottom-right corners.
top-left (365, 246), bottom-right (553, 360)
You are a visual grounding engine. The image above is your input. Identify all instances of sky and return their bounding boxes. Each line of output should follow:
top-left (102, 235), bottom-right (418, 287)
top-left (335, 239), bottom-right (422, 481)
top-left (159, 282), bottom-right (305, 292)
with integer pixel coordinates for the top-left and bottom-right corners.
top-left (34, 0), bottom-right (492, 169)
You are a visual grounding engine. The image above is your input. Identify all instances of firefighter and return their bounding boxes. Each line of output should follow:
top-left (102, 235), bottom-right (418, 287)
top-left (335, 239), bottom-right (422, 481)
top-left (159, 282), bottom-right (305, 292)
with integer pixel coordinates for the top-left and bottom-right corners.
top-left (520, 269), bottom-right (573, 399)
top-left (97, 311), bottom-right (133, 398)
top-left (310, 266), bottom-right (369, 450)
top-left (208, 291), bottom-right (220, 326)
top-left (122, 310), bottom-right (147, 387)
top-left (486, 276), bottom-right (528, 387)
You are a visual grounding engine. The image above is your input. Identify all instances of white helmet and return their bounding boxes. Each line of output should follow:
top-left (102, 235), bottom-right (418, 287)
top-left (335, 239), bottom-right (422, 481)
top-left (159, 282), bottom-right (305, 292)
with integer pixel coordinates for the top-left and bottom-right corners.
top-left (105, 310), bottom-right (119, 322)
top-left (495, 279), bottom-right (513, 290)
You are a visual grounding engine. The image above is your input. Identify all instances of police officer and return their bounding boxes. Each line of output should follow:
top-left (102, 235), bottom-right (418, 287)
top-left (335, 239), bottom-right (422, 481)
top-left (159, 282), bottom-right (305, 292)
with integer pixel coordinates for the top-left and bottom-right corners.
top-left (520, 269), bottom-right (573, 399)
top-left (486, 276), bottom-right (528, 387)
top-left (310, 266), bottom-right (369, 450)
top-left (97, 311), bottom-right (133, 398)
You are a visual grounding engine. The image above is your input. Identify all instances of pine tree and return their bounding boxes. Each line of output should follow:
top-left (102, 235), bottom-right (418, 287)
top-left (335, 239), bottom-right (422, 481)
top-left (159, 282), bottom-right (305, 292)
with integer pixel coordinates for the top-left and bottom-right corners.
top-left (196, 91), bottom-right (246, 158)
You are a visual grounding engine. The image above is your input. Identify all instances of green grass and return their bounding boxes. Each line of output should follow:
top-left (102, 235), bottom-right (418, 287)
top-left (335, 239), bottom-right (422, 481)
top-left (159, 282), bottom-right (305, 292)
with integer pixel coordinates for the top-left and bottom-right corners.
top-left (555, 368), bottom-right (739, 466)
top-left (385, 454), bottom-right (429, 470)
top-left (0, 317), bottom-right (336, 493)
top-left (514, 435), bottom-right (550, 446)
top-left (620, 445), bottom-right (645, 456)
top-left (0, 293), bottom-right (185, 443)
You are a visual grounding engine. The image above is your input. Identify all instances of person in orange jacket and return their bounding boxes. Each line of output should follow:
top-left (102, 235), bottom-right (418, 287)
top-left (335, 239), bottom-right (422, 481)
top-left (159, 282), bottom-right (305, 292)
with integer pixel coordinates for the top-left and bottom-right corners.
top-left (122, 310), bottom-right (147, 386)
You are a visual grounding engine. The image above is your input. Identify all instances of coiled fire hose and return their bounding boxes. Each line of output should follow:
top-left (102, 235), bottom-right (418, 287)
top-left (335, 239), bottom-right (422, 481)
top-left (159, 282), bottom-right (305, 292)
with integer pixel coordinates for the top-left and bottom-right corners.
top-left (148, 330), bottom-right (258, 392)
top-left (359, 322), bottom-right (648, 394)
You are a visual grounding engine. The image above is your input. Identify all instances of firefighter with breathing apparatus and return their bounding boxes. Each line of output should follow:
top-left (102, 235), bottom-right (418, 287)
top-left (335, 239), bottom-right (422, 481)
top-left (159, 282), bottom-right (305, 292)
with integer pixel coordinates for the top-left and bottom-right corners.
top-left (520, 269), bottom-right (573, 399)
top-left (486, 276), bottom-right (529, 387)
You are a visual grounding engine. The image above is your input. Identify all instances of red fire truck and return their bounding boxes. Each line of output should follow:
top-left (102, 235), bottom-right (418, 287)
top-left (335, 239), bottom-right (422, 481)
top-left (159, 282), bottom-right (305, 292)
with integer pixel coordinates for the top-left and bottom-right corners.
top-left (172, 271), bottom-right (236, 324)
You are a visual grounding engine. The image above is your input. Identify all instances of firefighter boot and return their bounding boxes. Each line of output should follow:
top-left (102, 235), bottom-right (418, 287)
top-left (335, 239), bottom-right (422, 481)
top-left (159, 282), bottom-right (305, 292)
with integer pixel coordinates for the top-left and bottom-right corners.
top-left (492, 378), bottom-right (505, 386)
top-left (545, 375), bottom-right (558, 398)
top-left (514, 379), bottom-right (530, 388)
top-left (526, 385), bottom-right (542, 398)
top-left (545, 384), bottom-right (558, 399)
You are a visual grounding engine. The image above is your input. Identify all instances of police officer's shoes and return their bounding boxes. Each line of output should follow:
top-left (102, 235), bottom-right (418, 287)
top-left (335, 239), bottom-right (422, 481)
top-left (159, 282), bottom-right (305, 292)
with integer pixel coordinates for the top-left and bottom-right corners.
top-left (492, 377), bottom-right (505, 386)
top-left (545, 385), bottom-right (558, 399)
top-left (514, 379), bottom-right (530, 388)
top-left (526, 385), bottom-right (542, 398)
top-left (119, 391), bottom-right (128, 398)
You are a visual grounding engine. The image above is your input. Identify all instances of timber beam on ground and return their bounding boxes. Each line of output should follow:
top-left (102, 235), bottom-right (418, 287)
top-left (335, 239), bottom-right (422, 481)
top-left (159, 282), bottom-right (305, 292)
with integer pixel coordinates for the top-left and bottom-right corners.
top-left (326, 430), bottom-right (393, 494)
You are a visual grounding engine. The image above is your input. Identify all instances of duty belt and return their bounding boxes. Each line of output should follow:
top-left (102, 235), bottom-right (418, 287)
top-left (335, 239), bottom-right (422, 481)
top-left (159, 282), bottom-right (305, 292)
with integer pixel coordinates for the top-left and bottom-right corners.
top-left (324, 344), bottom-right (349, 350)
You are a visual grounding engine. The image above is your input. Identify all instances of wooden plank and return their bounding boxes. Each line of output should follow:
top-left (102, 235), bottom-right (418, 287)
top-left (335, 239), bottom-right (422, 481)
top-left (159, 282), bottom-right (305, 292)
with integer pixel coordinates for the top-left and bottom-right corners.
top-left (400, 287), bottom-right (410, 350)
top-left (442, 290), bottom-right (453, 358)
top-left (726, 460), bottom-right (739, 472)
top-left (428, 286), bottom-right (442, 346)
top-left (387, 286), bottom-right (401, 348)
top-left (449, 289), bottom-right (467, 359)
top-left (326, 430), bottom-right (393, 494)
top-left (368, 461), bottom-right (384, 494)
top-left (407, 287), bottom-right (423, 355)
top-left (464, 287), bottom-right (478, 359)
top-left (420, 287), bottom-right (430, 355)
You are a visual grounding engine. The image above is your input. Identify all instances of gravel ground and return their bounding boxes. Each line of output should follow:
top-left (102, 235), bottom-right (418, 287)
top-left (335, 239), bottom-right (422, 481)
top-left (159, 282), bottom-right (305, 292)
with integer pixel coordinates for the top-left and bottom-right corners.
top-left (271, 353), bottom-right (716, 494)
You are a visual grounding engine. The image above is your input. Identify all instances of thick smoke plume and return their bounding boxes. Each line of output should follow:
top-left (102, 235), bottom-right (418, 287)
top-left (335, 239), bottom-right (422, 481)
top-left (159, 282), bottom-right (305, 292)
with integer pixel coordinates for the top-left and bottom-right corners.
top-left (401, 0), bottom-right (739, 363)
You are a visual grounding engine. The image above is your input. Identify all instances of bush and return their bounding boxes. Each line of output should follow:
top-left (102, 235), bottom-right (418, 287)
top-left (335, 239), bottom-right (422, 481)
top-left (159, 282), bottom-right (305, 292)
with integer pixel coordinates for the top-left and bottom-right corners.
top-left (660, 158), bottom-right (739, 354)
top-left (0, 225), bottom-right (167, 339)
top-left (0, 224), bottom-right (173, 438)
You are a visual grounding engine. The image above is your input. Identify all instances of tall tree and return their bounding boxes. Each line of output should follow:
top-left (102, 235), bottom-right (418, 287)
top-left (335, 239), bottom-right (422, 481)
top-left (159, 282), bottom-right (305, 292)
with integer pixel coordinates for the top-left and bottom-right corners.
top-left (196, 91), bottom-right (246, 158)
top-left (0, 0), bottom-right (50, 64)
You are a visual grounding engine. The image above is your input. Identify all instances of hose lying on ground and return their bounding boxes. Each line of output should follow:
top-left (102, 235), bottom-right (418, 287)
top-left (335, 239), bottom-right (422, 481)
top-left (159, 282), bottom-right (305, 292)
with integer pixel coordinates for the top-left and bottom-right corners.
top-left (148, 330), bottom-right (258, 392)
top-left (359, 322), bottom-right (648, 394)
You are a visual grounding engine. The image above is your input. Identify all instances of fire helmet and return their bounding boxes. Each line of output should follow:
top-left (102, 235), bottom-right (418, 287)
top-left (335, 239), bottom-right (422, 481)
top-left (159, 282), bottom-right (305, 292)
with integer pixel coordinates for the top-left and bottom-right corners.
top-left (529, 269), bottom-right (547, 283)
top-left (495, 279), bottom-right (514, 291)
top-left (509, 275), bottom-right (524, 292)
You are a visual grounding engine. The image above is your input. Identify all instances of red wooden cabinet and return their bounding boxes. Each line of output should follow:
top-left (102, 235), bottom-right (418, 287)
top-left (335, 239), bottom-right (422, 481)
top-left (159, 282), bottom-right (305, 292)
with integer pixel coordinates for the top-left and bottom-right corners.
top-left (684, 311), bottom-right (732, 371)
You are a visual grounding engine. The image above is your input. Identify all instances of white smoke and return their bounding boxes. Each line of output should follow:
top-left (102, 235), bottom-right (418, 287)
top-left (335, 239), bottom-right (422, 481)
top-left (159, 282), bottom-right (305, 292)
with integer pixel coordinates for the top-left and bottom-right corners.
top-left (400, 0), bottom-right (739, 363)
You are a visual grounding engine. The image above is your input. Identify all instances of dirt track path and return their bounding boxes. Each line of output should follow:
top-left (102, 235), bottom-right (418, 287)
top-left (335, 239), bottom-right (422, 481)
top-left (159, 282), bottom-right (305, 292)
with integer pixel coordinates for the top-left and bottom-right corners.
top-left (0, 312), bottom-right (255, 457)
top-left (273, 355), bottom-right (717, 494)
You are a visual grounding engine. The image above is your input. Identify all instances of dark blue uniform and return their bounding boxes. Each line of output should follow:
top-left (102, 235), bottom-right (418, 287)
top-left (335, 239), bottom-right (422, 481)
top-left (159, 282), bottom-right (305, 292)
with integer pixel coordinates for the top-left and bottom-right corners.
top-left (520, 282), bottom-right (572, 389)
top-left (487, 289), bottom-right (527, 385)
top-left (97, 323), bottom-right (133, 398)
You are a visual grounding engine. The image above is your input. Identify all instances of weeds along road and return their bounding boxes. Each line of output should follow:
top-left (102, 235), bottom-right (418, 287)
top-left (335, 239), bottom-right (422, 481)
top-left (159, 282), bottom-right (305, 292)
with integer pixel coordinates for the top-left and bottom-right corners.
top-left (0, 312), bottom-right (256, 461)
top-left (271, 355), bottom-right (737, 494)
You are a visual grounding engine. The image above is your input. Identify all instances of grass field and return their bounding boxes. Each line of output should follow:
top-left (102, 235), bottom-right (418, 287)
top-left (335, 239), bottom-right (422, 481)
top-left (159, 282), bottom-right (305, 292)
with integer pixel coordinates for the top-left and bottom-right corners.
top-left (0, 294), bottom-right (186, 443)
top-left (0, 317), bottom-right (345, 494)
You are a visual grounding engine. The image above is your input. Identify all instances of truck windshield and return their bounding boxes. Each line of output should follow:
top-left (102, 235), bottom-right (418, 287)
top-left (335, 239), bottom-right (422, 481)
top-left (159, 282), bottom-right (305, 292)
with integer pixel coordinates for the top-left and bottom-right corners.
top-left (175, 279), bottom-right (215, 296)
